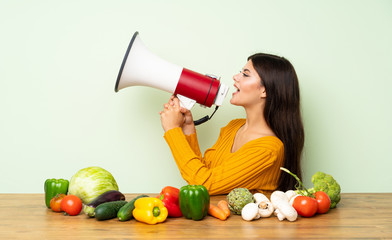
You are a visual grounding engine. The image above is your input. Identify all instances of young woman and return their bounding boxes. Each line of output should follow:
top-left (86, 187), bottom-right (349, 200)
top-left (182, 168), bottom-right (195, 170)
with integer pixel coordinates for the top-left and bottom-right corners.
top-left (159, 53), bottom-right (304, 195)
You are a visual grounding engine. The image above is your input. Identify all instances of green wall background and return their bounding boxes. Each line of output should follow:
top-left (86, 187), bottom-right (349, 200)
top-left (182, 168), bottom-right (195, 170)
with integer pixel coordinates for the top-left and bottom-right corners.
top-left (1, 0), bottom-right (391, 193)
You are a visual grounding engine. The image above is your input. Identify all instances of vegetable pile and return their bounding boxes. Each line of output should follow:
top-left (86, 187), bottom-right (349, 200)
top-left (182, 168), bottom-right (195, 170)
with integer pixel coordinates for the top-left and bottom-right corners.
top-left (228, 167), bottom-right (341, 222)
top-left (45, 166), bottom-right (341, 224)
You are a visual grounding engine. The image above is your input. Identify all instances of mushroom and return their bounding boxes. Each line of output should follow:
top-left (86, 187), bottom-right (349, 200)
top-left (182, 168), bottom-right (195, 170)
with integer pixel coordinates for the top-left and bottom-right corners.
top-left (285, 190), bottom-right (299, 206)
top-left (270, 191), bottom-right (298, 222)
top-left (253, 193), bottom-right (274, 218)
top-left (241, 203), bottom-right (260, 221)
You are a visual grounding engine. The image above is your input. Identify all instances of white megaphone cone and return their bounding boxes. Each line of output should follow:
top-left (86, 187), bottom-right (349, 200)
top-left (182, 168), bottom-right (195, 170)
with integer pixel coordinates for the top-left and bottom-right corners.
top-left (115, 32), bottom-right (229, 125)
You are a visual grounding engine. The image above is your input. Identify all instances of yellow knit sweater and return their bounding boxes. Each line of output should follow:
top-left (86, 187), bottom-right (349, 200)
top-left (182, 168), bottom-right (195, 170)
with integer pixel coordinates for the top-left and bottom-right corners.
top-left (164, 119), bottom-right (284, 195)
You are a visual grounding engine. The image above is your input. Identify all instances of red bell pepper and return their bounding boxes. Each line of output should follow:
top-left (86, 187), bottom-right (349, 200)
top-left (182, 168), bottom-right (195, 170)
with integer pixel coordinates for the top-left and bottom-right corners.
top-left (157, 186), bottom-right (183, 217)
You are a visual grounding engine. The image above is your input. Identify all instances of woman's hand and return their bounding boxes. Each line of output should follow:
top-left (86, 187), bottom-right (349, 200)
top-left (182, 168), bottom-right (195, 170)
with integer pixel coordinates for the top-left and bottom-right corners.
top-left (160, 95), bottom-right (196, 134)
top-left (180, 106), bottom-right (196, 135)
top-left (160, 96), bottom-right (185, 132)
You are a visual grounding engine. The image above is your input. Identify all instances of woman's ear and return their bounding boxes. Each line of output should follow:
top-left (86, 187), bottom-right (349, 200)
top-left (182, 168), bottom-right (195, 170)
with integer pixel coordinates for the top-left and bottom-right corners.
top-left (260, 86), bottom-right (267, 99)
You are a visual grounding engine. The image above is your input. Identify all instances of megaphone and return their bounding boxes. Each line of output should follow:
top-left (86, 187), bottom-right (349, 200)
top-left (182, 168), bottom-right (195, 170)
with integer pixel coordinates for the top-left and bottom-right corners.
top-left (115, 32), bottom-right (229, 125)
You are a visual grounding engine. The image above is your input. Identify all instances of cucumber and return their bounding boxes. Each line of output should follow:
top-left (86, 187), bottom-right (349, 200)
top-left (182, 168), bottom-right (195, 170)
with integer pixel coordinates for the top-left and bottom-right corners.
top-left (84, 190), bottom-right (125, 217)
top-left (117, 194), bottom-right (149, 221)
top-left (94, 200), bottom-right (127, 221)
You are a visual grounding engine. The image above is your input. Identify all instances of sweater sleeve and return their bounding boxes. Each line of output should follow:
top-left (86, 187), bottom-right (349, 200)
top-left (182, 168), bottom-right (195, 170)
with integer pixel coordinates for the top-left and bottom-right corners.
top-left (164, 127), bottom-right (207, 181)
top-left (184, 132), bottom-right (202, 158)
top-left (164, 127), bottom-right (284, 195)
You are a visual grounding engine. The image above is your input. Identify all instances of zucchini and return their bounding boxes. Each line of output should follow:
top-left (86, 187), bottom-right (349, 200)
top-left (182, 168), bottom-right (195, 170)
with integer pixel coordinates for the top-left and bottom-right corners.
top-left (94, 200), bottom-right (127, 221)
top-left (117, 194), bottom-right (149, 221)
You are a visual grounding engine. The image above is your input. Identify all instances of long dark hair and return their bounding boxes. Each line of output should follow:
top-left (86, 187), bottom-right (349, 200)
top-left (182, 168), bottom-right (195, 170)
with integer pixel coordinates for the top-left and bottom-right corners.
top-left (248, 53), bottom-right (304, 191)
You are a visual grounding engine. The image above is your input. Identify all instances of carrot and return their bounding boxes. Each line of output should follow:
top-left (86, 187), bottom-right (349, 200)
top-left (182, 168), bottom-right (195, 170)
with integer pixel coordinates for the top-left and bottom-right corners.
top-left (217, 200), bottom-right (231, 218)
top-left (208, 203), bottom-right (228, 220)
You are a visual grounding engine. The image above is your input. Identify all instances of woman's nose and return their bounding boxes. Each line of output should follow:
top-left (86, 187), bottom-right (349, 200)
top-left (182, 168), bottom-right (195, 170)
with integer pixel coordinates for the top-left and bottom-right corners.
top-left (233, 73), bottom-right (240, 82)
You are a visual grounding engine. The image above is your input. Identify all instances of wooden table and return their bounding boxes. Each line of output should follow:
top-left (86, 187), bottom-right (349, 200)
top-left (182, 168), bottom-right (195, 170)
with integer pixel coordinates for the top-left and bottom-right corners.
top-left (0, 193), bottom-right (391, 239)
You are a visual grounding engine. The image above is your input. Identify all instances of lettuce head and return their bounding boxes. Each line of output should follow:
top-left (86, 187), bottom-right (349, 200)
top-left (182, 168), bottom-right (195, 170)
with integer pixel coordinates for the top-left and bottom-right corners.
top-left (68, 166), bottom-right (119, 204)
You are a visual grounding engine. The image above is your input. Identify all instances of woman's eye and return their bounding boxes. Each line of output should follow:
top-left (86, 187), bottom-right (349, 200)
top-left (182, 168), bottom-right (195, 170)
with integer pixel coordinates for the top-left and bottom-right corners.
top-left (239, 71), bottom-right (249, 77)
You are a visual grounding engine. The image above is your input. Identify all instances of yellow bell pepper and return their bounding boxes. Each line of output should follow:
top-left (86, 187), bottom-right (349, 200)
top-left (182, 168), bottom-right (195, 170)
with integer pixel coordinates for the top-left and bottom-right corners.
top-left (133, 197), bottom-right (168, 224)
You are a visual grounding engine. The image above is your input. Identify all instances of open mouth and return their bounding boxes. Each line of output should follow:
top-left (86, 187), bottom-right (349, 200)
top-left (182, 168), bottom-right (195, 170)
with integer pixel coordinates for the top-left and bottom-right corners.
top-left (233, 85), bottom-right (240, 94)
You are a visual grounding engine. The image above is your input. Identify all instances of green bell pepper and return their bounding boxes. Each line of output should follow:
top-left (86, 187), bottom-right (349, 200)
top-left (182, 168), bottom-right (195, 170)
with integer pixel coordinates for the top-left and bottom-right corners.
top-left (44, 178), bottom-right (69, 208)
top-left (179, 185), bottom-right (210, 221)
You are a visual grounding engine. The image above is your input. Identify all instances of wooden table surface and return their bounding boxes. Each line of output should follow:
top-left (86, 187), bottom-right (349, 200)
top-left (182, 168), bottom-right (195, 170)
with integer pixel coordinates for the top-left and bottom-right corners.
top-left (0, 193), bottom-right (391, 239)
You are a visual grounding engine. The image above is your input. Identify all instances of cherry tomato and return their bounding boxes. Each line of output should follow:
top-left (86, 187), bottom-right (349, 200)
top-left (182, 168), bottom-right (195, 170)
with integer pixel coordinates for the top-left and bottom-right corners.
top-left (60, 195), bottom-right (83, 216)
top-left (50, 194), bottom-right (66, 212)
top-left (315, 191), bottom-right (331, 214)
top-left (293, 196), bottom-right (318, 217)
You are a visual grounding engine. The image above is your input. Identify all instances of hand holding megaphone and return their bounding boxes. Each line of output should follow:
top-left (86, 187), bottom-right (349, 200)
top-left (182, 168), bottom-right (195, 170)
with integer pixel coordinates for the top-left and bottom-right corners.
top-left (115, 32), bottom-right (229, 125)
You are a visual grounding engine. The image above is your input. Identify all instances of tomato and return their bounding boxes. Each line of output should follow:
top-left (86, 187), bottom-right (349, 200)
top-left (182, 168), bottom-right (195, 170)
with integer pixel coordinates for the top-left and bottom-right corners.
top-left (315, 191), bottom-right (331, 214)
top-left (60, 195), bottom-right (83, 216)
top-left (50, 194), bottom-right (66, 212)
top-left (292, 196), bottom-right (318, 217)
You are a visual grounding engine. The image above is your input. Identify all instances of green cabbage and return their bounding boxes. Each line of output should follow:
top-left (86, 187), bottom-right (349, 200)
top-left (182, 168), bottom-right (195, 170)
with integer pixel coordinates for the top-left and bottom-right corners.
top-left (68, 166), bottom-right (119, 204)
